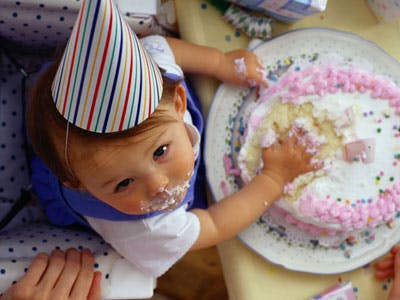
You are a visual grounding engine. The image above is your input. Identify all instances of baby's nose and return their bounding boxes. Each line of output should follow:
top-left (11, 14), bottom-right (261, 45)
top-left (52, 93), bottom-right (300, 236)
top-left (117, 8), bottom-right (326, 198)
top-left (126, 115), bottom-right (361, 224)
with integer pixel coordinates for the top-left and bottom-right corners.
top-left (147, 173), bottom-right (169, 197)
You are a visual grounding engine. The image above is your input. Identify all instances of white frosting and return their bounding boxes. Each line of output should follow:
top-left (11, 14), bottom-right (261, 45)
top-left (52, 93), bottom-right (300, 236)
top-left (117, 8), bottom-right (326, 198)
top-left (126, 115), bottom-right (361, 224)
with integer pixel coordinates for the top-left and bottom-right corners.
top-left (140, 173), bottom-right (192, 213)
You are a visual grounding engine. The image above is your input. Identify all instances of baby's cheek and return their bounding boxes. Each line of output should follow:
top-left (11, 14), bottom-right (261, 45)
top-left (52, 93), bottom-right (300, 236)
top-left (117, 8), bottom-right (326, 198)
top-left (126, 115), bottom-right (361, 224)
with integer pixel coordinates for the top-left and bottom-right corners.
top-left (174, 147), bottom-right (195, 178)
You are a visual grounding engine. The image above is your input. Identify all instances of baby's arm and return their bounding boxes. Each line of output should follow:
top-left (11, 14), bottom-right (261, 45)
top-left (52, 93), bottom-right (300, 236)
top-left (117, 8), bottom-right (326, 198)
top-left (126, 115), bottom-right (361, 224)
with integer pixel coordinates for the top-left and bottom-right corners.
top-left (191, 131), bottom-right (320, 250)
top-left (166, 37), bottom-right (267, 87)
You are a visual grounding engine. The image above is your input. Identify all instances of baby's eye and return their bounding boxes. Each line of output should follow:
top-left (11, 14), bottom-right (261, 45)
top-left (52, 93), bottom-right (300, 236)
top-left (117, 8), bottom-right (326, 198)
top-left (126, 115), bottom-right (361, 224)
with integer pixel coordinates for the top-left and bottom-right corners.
top-left (153, 145), bottom-right (168, 160)
top-left (116, 178), bottom-right (134, 191)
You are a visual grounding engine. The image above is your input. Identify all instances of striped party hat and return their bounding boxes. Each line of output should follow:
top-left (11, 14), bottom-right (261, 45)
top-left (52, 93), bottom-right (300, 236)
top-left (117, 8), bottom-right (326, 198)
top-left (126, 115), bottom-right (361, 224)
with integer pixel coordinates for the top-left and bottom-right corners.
top-left (51, 0), bottom-right (163, 133)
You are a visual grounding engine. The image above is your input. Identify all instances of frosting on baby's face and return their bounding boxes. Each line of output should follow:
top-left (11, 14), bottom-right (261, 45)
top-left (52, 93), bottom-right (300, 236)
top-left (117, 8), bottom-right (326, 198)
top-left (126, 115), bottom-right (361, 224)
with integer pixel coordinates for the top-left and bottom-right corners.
top-left (139, 171), bottom-right (193, 213)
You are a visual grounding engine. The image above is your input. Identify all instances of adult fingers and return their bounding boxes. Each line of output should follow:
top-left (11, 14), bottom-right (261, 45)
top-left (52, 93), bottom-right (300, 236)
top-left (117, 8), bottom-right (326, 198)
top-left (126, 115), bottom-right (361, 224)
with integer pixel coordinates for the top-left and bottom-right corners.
top-left (17, 252), bottom-right (49, 286)
top-left (391, 246), bottom-right (400, 255)
top-left (52, 248), bottom-right (81, 296)
top-left (0, 253), bottom-right (50, 300)
top-left (37, 250), bottom-right (66, 291)
top-left (388, 250), bottom-right (400, 300)
top-left (87, 271), bottom-right (102, 300)
top-left (375, 269), bottom-right (394, 280)
top-left (375, 256), bottom-right (395, 270)
top-left (69, 249), bottom-right (96, 299)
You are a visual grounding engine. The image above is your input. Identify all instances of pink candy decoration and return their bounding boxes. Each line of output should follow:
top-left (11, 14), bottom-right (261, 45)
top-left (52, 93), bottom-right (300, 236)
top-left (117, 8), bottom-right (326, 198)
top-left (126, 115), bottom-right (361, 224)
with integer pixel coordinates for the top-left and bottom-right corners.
top-left (220, 181), bottom-right (230, 197)
top-left (223, 154), bottom-right (241, 176)
top-left (343, 138), bottom-right (376, 163)
top-left (248, 115), bottom-right (264, 130)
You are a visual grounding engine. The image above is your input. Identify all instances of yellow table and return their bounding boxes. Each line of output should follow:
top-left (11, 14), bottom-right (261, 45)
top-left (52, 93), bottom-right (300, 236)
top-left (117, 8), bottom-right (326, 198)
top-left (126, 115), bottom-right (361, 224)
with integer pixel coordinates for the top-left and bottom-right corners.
top-left (175, 1), bottom-right (400, 299)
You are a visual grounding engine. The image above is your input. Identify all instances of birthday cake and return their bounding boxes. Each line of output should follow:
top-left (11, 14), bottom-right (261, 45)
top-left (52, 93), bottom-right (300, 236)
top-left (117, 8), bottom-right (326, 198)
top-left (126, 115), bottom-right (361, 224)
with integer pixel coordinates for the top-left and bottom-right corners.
top-left (234, 63), bottom-right (400, 245)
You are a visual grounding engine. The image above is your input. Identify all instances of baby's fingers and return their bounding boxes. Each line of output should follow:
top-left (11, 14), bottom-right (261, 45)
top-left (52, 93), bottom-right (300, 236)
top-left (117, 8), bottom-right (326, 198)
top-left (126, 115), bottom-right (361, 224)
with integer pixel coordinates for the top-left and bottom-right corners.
top-left (244, 53), bottom-right (268, 88)
top-left (248, 68), bottom-right (269, 88)
top-left (279, 133), bottom-right (302, 153)
top-left (307, 160), bottom-right (324, 172)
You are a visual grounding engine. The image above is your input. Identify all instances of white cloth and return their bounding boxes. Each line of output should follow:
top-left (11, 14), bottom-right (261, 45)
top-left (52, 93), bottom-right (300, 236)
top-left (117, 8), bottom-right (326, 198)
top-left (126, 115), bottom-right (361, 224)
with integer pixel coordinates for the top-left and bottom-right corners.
top-left (85, 35), bottom-right (201, 277)
top-left (141, 35), bottom-right (184, 79)
top-left (87, 205), bottom-right (200, 277)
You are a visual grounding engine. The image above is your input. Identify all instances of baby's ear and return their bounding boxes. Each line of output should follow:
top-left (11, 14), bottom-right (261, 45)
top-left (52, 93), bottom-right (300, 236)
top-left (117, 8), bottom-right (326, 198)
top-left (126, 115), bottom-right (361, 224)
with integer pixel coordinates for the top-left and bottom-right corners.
top-left (174, 84), bottom-right (187, 117)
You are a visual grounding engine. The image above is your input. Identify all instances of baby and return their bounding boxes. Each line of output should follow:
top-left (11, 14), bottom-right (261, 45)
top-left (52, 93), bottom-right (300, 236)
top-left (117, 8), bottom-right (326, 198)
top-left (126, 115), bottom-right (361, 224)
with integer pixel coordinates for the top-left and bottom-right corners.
top-left (27, 0), bottom-right (319, 277)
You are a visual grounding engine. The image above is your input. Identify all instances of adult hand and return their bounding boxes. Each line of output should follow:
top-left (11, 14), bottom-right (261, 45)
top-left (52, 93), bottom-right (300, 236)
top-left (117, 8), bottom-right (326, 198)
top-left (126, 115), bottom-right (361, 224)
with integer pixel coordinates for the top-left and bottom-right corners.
top-left (0, 248), bottom-right (101, 300)
top-left (375, 246), bottom-right (400, 300)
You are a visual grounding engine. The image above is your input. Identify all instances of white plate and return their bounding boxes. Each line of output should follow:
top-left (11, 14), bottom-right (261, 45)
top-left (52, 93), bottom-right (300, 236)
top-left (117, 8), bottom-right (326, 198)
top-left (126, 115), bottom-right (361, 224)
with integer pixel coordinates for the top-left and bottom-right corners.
top-left (204, 28), bottom-right (400, 274)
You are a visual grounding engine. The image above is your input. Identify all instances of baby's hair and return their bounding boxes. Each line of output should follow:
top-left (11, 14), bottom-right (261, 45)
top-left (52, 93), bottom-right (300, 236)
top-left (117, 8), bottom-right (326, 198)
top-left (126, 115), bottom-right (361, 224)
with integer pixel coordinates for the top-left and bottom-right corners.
top-left (27, 61), bottom-right (181, 188)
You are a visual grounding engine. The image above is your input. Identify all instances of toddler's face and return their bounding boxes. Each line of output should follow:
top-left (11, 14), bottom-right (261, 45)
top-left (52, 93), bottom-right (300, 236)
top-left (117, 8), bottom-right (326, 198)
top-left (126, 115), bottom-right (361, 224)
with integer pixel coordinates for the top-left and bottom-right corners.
top-left (71, 98), bottom-right (195, 214)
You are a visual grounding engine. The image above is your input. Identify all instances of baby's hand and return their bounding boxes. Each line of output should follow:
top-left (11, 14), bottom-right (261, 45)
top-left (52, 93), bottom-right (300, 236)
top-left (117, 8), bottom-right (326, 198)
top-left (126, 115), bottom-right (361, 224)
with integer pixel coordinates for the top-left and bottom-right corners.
top-left (216, 49), bottom-right (268, 88)
top-left (260, 131), bottom-right (321, 189)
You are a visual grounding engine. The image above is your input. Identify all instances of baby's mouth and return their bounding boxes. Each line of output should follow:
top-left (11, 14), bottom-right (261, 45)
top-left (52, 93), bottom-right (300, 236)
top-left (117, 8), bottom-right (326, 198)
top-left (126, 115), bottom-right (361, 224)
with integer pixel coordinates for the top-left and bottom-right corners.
top-left (140, 177), bottom-right (191, 213)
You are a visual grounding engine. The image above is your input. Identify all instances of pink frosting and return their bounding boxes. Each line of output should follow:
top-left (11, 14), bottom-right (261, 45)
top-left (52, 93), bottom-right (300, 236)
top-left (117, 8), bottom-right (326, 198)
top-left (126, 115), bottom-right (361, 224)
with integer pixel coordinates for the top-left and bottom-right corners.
top-left (223, 154), bottom-right (241, 176)
top-left (258, 65), bottom-right (400, 110)
top-left (270, 204), bottom-right (340, 236)
top-left (297, 182), bottom-right (400, 231)
top-left (271, 182), bottom-right (400, 235)
top-left (248, 114), bottom-right (264, 131)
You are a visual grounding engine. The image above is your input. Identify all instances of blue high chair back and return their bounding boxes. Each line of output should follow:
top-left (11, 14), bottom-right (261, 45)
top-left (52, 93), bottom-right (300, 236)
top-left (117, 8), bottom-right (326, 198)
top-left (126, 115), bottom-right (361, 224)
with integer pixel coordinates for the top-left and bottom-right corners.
top-left (0, 1), bottom-right (159, 298)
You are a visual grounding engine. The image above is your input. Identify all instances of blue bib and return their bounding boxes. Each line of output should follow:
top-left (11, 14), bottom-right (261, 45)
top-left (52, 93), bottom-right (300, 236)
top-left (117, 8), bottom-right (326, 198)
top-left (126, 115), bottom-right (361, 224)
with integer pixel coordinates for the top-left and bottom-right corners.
top-left (31, 81), bottom-right (206, 227)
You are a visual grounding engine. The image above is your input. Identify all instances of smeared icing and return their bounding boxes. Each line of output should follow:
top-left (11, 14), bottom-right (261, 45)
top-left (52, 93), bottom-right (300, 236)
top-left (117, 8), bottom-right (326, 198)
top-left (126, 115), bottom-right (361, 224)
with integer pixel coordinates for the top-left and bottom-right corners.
top-left (234, 57), bottom-right (269, 87)
top-left (234, 57), bottom-right (247, 78)
top-left (139, 173), bottom-right (192, 212)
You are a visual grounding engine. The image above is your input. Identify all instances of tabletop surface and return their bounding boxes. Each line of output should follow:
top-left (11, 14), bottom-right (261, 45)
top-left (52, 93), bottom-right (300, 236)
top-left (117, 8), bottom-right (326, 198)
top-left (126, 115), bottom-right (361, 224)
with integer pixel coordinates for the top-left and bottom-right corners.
top-left (174, 1), bottom-right (400, 299)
